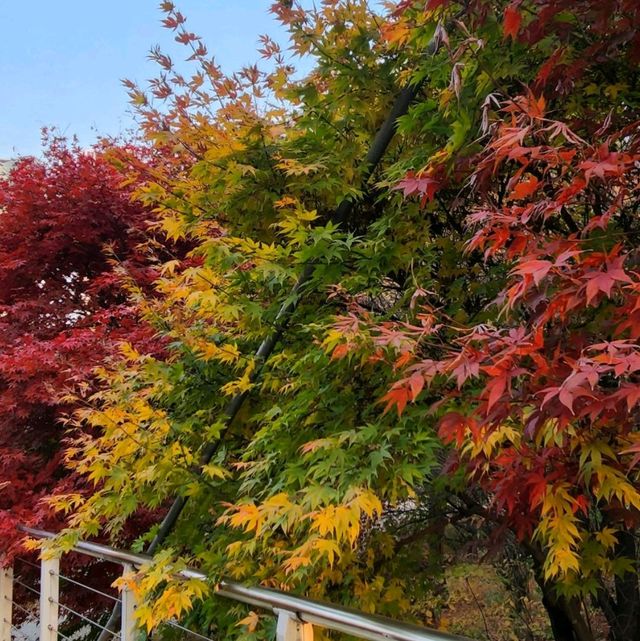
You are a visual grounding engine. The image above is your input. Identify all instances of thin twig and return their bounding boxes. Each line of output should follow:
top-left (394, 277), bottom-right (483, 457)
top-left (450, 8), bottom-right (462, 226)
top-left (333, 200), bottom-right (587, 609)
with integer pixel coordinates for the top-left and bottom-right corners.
top-left (465, 576), bottom-right (495, 641)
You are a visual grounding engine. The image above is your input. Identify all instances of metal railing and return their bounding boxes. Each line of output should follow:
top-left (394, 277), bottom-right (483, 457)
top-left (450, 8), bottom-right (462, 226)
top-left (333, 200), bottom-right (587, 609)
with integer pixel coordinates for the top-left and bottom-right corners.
top-left (4, 526), bottom-right (471, 641)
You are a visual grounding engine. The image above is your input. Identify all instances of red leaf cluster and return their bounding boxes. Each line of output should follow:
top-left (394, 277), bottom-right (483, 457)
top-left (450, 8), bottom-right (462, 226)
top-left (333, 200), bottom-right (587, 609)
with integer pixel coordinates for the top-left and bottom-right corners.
top-left (0, 135), bottom-right (163, 555)
top-left (346, 0), bottom-right (640, 562)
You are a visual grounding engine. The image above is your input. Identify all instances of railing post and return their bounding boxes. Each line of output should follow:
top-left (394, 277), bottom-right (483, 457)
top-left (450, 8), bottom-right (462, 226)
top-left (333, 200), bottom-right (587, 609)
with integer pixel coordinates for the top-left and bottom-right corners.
top-left (121, 563), bottom-right (138, 641)
top-left (39, 557), bottom-right (59, 641)
top-left (275, 610), bottom-right (313, 641)
top-left (0, 564), bottom-right (13, 641)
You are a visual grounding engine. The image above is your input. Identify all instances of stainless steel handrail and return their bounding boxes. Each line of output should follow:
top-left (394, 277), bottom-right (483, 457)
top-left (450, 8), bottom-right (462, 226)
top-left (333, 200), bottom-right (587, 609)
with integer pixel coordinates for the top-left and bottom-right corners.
top-left (216, 583), bottom-right (469, 641)
top-left (20, 527), bottom-right (153, 567)
top-left (20, 526), bottom-right (471, 641)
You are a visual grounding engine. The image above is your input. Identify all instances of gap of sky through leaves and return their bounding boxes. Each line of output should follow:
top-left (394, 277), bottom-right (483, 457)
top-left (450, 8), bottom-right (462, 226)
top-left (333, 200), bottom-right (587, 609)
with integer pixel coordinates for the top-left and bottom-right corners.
top-left (0, 1), bottom-right (298, 158)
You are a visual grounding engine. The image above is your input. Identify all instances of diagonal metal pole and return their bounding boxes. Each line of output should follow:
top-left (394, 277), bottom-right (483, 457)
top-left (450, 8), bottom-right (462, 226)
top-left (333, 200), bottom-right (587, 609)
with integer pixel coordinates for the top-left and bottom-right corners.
top-left (98, 48), bottom-right (439, 639)
top-left (148, 78), bottom-right (424, 555)
top-left (148, 80), bottom-right (423, 551)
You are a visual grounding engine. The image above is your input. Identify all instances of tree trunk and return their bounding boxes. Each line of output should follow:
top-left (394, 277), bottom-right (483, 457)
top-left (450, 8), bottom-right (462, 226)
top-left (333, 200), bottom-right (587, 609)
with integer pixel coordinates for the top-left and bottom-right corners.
top-left (541, 590), bottom-right (580, 641)
top-left (608, 529), bottom-right (640, 641)
top-left (534, 572), bottom-right (594, 641)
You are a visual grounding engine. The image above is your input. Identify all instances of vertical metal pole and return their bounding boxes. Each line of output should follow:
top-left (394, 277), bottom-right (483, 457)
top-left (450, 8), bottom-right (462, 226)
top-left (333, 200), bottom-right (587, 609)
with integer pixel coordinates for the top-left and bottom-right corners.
top-left (276, 610), bottom-right (313, 641)
top-left (39, 557), bottom-right (59, 641)
top-left (121, 563), bottom-right (137, 641)
top-left (0, 565), bottom-right (13, 641)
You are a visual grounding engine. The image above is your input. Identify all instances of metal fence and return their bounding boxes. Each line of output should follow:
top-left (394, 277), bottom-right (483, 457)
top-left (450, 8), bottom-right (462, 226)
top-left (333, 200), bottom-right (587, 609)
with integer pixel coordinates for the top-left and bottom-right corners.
top-left (2, 526), bottom-right (471, 641)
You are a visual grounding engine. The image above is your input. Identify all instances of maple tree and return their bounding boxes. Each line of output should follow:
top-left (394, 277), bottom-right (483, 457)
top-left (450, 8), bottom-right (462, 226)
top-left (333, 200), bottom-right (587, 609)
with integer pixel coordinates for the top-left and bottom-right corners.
top-left (0, 133), bottom-right (166, 577)
top-left (45, 1), bottom-right (640, 641)
top-left (329, 2), bottom-right (640, 640)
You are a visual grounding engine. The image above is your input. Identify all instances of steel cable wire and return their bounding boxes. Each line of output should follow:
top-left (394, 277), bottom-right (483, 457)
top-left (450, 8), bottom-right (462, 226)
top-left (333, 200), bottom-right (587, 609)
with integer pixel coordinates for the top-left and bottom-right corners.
top-left (53, 573), bottom-right (121, 604)
top-left (47, 600), bottom-right (120, 639)
top-left (164, 618), bottom-right (215, 641)
top-left (12, 579), bottom-right (39, 598)
top-left (15, 558), bottom-right (41, 572)
top-left (9, 601), bottom-right (36, 618)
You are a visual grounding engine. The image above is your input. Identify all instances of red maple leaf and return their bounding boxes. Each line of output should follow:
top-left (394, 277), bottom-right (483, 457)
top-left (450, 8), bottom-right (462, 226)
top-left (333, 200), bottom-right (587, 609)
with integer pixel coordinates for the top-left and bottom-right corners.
top-left (503, 3), bottom-right (522, 40)
top-left (583, 258), bottom-right (632, 304)
top-left (513, 259), bottom-right (552, 286)
top-left (509, 176), bottom-right (540, 200)
top-left (396, 171), bottom-right (440, 205)
top-left (425, 0), bottom-right (448, 10)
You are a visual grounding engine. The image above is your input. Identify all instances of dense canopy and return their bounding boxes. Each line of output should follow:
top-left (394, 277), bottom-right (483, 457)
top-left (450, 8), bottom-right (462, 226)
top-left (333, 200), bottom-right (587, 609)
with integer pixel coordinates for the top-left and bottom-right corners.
top-left (4, 2), bottom-right (640, 641)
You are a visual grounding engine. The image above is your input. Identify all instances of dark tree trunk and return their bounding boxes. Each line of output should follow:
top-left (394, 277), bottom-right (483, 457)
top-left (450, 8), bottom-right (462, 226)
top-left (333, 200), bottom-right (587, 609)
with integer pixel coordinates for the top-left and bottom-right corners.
top-left (533, 569), bottom-right (594, 641)
top-left (541, 590), bottom-right (580, 641)
top-left (608, 530), bottom-right (640, 641)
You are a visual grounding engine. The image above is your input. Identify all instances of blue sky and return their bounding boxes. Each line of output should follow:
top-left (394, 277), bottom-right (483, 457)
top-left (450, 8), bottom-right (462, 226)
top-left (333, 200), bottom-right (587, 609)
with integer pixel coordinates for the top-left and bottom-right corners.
top-left (0, 2), bottom-right (291, 157)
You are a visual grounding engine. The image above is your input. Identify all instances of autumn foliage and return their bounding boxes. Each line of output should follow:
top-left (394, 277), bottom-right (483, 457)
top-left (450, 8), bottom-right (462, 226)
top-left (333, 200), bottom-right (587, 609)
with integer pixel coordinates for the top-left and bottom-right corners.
top-left (335, 2), bottom-right (640, 639)
top-left (15, 2), bottom-right (640, 641)
top-left (0, 135), bottom-right (159, 554)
